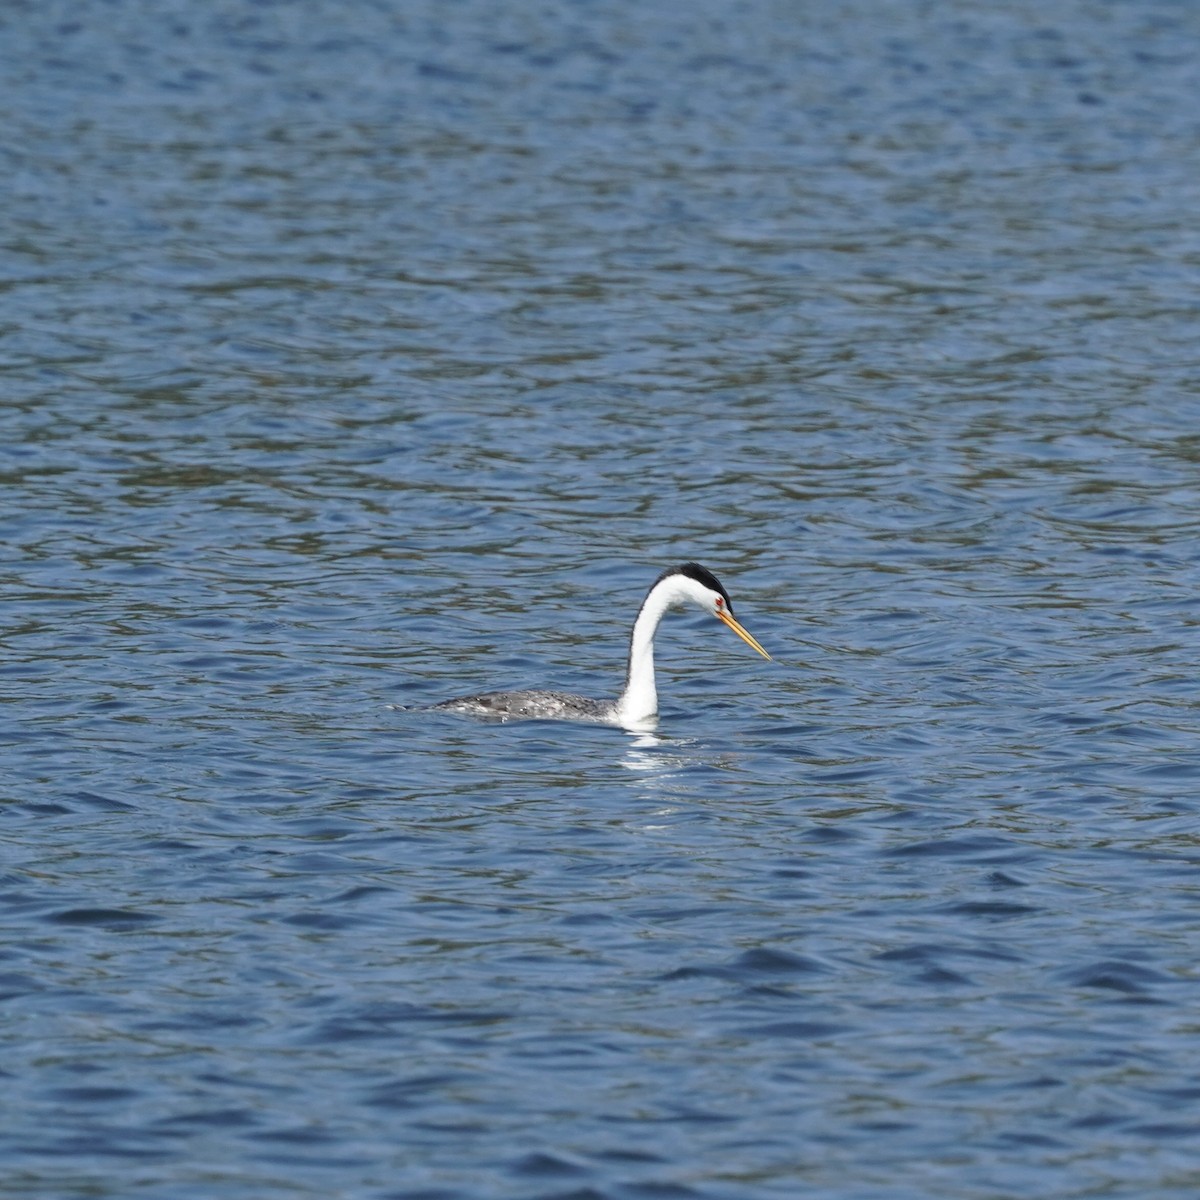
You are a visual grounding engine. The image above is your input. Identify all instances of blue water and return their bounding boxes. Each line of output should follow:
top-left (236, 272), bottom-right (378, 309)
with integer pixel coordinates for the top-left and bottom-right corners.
top-left (4, 1), bottom-right (1200, 1197)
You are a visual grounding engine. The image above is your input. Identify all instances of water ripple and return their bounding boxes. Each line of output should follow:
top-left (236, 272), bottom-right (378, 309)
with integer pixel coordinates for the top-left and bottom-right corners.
top-left (4, 2), bottom-right (1200, 1198)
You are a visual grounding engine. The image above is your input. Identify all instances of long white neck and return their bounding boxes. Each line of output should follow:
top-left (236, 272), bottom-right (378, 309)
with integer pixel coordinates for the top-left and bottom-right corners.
top-left (615, 576), bottom-right (696, 725)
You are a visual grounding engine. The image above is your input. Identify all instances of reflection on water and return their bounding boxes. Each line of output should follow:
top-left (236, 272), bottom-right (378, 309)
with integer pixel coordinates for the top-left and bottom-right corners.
top-left (620, 730), bottom-right (693, 785)
top-left (623, 731), bottom-right (671, 757)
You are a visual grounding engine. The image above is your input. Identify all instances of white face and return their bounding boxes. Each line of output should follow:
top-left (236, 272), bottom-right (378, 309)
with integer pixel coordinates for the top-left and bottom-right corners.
top-left (671, 575), bottom-right (726, 617)
top-left (700, 584), bottom-right (728, 618)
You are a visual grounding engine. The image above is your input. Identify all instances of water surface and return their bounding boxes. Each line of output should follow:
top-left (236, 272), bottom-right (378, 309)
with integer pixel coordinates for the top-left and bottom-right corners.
top-left (3, 2), bottom-right (1200, 1198)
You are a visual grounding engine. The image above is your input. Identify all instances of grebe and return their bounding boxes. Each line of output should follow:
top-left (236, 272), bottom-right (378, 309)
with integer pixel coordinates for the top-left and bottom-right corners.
top-left (431, 562), bottom-right (770, 726)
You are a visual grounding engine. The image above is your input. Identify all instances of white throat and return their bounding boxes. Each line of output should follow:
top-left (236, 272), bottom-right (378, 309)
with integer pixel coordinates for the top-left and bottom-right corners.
top-left (615, 574), bottom-right (714, 726)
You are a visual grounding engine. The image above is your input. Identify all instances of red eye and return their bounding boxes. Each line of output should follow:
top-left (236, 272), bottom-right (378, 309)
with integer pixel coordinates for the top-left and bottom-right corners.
top-left (715, 597), bottom-right (724, 608)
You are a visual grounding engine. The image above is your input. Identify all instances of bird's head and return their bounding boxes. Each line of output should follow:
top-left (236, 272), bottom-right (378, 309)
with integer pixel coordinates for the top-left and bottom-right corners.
top-left (661, 562), bottom-right (771, 659)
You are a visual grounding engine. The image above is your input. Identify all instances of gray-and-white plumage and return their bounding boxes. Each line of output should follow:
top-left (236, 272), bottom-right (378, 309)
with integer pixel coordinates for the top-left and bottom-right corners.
top-left (431, 563), bottom-right (770, 726)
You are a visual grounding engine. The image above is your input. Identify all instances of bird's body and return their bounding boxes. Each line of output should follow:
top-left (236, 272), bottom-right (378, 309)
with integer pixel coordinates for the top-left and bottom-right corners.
top-left (431, 562), bottom-right (770, 727)
top-left (433, 688), bottom-right (614, 722)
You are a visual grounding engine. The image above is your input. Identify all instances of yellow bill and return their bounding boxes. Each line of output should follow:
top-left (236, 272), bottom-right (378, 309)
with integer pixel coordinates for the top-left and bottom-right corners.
top-left (715, 608), bottom-right (771, 660)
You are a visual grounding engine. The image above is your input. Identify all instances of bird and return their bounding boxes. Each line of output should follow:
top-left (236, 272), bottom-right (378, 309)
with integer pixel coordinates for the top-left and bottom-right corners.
top-left (430, 562), bottom-right (770, 726)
